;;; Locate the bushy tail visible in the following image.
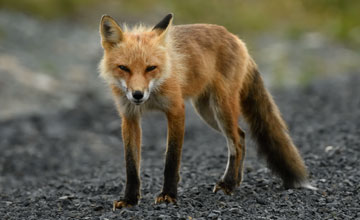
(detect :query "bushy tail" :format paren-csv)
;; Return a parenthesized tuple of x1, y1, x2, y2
(240, 61, 309, 188)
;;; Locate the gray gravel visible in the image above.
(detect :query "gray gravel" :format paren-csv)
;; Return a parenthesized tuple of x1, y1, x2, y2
(1, 74, 360, 219)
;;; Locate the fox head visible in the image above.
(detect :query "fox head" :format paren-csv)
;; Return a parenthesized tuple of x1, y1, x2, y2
(99, 14, 173, 105)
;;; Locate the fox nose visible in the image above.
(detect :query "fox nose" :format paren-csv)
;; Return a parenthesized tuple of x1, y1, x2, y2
(132, 90, 144, 100)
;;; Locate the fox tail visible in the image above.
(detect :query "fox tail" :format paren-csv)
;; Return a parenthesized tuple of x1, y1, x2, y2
(240, 60, 315, 189)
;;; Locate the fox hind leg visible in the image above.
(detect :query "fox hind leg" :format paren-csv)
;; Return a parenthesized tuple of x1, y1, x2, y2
(236, 127, 246, 186)
(212, 94, 245, 195)
(194, 90, 246, 195)
(192, 92, 221, 132)
(193, 93, 246, 188)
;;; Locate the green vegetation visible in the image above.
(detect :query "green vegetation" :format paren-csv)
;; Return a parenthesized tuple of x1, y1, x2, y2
(0, 0, 98, 19)
(1, 0, 359, 47)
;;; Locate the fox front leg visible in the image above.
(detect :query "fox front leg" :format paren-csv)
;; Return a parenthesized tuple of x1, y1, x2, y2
(113, 116, 141, 210)
(155, 102, 185, 204)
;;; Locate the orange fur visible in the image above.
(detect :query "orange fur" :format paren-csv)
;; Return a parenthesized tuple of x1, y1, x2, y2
(99, 14, 312, 208)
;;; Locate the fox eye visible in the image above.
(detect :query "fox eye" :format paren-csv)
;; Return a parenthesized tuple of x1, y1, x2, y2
(145, 66, 157, 72)
(118, 65, 130, 72)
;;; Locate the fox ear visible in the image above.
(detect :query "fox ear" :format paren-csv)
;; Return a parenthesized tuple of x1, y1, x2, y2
(152, 13, 173, 38)
(100, 15, 123, 48)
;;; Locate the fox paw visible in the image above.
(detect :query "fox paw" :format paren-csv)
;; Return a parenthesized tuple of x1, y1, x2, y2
(155, 192, 176, 204)
(213, 180, 236, 195)
(112, 199, 137, 211)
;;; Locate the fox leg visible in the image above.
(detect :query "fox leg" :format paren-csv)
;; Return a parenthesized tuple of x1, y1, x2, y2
(236, 127, 246, 186)
(113, 116, 141, 210)
(193, 92, 246, 192)
(210, 90, 246, 195)
(192, 92, 221, 132)
(155, 101, 185, 204)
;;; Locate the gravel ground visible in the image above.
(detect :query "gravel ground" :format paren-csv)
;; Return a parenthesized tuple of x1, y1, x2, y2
(1, 74, 360, 219)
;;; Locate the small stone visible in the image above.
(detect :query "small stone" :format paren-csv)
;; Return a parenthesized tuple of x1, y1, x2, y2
(256, 197, 267, 205)
(208, 212, 218, 218)
(159, 203, 167, 209)
(229, 207, 239, 213)
(325, 146, 334, 152)
(93, 205, 103, 211)
(58, 195, 75, 200)
(212, 210, 221, 214)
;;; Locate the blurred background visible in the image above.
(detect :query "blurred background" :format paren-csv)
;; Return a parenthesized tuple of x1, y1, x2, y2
(0, 0, 359, 119)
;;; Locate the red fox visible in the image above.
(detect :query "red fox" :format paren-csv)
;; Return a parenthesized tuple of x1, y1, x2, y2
(99, 13, 316, 210)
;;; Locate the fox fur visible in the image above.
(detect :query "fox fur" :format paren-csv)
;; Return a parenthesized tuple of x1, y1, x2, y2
(98, 13, 315, 209)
